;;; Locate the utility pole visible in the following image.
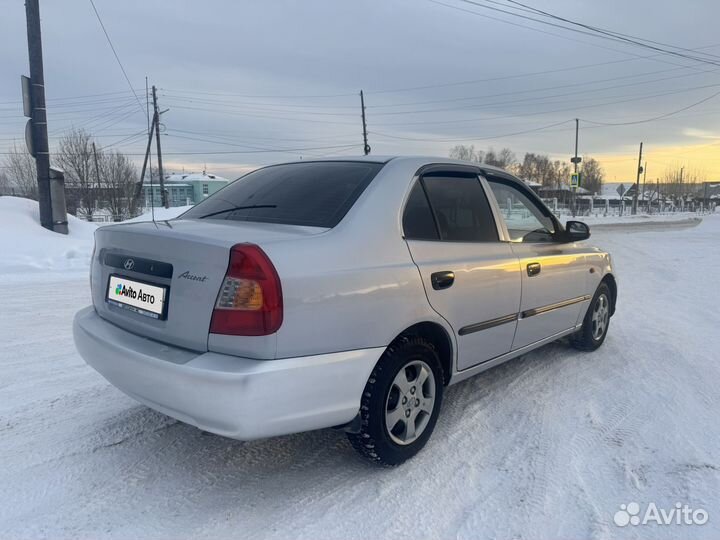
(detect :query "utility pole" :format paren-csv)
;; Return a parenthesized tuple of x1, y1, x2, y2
(360, 90, 370, 155)
(151, 85, 168, 208)
(92, 142, 101, 220)
(679, 166, 684, 202)
(641, 161, 647, 213)
(25, 0, 67, 233)
(134, 115, 156, 204)
(632, 142, 643, 215)
(570, 118, 581, 217)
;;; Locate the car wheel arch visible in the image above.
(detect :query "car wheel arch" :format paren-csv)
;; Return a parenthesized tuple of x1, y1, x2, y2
(600, 273, 617, 315)
(388, 321, 454, 385)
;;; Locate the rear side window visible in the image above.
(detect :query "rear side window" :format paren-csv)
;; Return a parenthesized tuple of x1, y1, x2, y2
(403, 181, 439, 240)
(422, 173, 498, 242)
(181, 161, 383, 228)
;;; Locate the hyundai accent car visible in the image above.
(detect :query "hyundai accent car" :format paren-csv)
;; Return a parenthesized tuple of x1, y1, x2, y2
(73, 156, 616, 466)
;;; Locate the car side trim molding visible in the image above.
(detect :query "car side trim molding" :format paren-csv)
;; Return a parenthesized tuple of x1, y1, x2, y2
(458, 313, 518, 336)
(521, 295, 591, 319)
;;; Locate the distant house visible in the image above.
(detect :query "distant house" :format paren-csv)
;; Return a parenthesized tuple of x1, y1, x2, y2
(520, 178, 542, 194)
(537, 184, 591, 201)
(598, 182, 636, 201)
(141, 172, 229, 208)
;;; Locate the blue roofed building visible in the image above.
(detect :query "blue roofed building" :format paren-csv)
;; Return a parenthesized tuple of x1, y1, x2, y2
(142, 171, 230, 208)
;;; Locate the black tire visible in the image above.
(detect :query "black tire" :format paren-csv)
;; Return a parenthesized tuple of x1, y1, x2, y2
(347, 336, 444, 466)
(571, 282, 612, 351)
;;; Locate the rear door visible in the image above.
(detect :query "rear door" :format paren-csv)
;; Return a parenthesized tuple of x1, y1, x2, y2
(403, 167, 521, 371)
(484, 174, 589, 350)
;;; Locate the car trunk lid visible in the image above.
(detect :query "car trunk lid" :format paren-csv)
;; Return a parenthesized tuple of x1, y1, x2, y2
(91, 218, 325, 352)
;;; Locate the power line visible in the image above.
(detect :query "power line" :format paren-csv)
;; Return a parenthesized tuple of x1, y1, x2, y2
(366, 71, 720, 117)
(372, 81, 720, 127)
(452, 0, 720, 67)
(88, 0, 145, 115)
(0, 143, 364, 156)
(368, 64, 720, 109)
(370, 119, 574, 142)
(503, 0, 720, 62)
(164, 133, 358, 154)
(159, 90, 357, 109)
(427, 0, 709, 72)
(160, 95, 358, 117)
(165, 104, 358, 126)
(157, 87, 356, 100)
(580, 88, 720, 126)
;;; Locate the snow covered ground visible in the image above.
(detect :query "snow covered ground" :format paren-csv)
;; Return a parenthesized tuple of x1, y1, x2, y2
(1, 198, 719, 539)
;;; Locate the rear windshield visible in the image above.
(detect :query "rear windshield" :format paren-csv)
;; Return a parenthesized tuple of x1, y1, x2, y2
(180, 161, 384, 228)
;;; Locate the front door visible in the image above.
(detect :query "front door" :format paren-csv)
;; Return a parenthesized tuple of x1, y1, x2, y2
(485, 175, 588, 350)
(403, 169, 522, 371)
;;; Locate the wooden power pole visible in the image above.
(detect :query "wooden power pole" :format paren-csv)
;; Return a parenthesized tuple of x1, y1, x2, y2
(151, 85, 168, 208)
(632, 142, 643, 215)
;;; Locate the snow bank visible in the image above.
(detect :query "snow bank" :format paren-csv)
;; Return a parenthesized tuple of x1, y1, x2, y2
(0, 196, 97, 279)
(561, 211, 711, 227)
(0, 199, 194, 280)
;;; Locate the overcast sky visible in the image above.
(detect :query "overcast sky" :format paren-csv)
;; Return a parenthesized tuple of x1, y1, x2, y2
(3, 0, 720, 181)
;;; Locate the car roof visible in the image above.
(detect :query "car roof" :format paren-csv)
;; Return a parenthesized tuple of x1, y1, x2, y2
(272, 155, 513, 176)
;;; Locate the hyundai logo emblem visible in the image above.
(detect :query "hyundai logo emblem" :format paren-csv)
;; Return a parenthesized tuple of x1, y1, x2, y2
(123, 258, 135, 271)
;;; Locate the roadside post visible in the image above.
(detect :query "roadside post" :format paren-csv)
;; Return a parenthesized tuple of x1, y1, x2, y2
(570, 171, 581, 216)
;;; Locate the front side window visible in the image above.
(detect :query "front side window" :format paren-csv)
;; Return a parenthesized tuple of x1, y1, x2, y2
(421, 173, 498, 242)
(486, 177, 556, 242)
(181, 161, 383, 228)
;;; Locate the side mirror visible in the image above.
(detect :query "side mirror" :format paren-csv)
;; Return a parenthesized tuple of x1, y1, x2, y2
(564, 220, 590, 242)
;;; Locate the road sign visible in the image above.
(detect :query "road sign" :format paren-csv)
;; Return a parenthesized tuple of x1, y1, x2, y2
(570, 156, 582, 164)
(571, 172, 581, 188)
(616, 183, 625, 196)
(21, 75, 32, 118)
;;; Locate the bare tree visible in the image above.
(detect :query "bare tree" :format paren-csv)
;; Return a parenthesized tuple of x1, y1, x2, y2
(57, 128, 96, 219)
(661, 165, 706, 201)
(448, 144, 484, 163)
(484, 147, 517, 169)
(2, 142, 38, 199)
(518, 153, 555, 186)
(100, 150, 138, 220)
(581, 157, 604, 194)
(0, 171, 10, 195)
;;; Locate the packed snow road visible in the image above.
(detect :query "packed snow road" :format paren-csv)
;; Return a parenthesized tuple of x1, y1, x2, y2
(1, 216, 719, 539)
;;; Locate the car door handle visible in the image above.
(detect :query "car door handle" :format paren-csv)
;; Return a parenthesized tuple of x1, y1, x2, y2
(527, 262, 541, 277)
(431, 271, 455, 290)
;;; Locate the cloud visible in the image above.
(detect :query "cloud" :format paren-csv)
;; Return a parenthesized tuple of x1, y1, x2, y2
(2, 0, 720, 179)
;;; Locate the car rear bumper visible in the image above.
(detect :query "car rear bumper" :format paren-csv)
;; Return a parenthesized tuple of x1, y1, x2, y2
(73, 306, 383, 440)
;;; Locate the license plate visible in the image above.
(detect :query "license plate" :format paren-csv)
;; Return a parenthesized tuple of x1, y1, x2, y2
(106, 274, 168, 319)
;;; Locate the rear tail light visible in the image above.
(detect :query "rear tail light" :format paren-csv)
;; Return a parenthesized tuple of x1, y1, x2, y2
(210, 244, 283, 336)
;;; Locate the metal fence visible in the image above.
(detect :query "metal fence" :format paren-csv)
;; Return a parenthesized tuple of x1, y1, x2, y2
(543, 199, 718, 218)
